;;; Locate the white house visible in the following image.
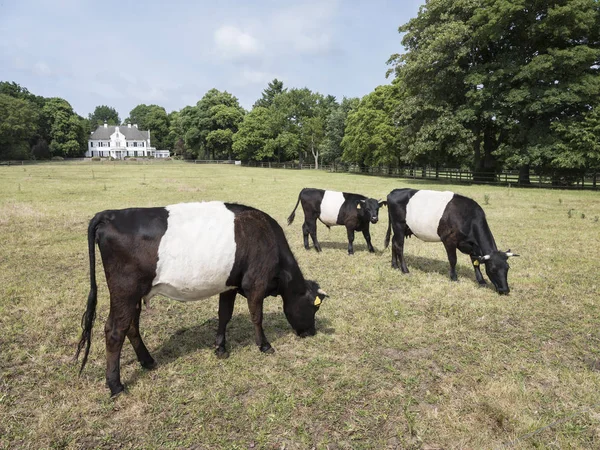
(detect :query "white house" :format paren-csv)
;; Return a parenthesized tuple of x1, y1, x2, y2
(86, 123, 170, 159)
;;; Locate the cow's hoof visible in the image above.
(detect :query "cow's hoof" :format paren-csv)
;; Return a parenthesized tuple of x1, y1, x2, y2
(109, 384, 125, 399)
(215, 347, 230, 359)
(369, 249, 375, 253)
(260, 344, 275, 354)
(141, 359, 157, 370)
(478, 280, 487, 286)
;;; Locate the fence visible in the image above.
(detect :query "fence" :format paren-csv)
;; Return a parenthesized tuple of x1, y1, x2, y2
(2, 158, 597, 189)
(238, 161, 598, 190)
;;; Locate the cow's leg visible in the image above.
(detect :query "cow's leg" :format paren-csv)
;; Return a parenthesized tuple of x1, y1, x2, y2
(246, 294, 274, 354)
(362, 224, 375, 253)
(392, 233, 409, 273)
(302, 222, 310, 250)
(470, 256, 487, 285)
(443, 241, 459, 281)
(346, 227, 356, 255)
(215, 289, 237, 359)
(105, 299, 136, 397)
(308, 218, 322, 252)
(126, 300, 156, 370)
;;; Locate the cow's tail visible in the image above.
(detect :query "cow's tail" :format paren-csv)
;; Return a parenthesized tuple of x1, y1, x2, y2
(384, 207, 392, 249)
(74, 213, 102, 375)
(287, 190, 303, 225)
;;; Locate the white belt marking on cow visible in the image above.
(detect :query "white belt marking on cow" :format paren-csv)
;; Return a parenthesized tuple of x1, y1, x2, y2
(406, 190, 455, 242)
(319, 190, 345, 226)
(148, 202, 237, 302)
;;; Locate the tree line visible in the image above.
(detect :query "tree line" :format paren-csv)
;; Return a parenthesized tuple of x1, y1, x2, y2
(1, 0, 598, 183)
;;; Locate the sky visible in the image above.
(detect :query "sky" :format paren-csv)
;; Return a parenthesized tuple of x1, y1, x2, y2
(0, 0, 424, 120)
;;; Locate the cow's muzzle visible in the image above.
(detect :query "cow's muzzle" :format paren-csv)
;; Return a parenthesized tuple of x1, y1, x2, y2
(371, 217, 378, 224)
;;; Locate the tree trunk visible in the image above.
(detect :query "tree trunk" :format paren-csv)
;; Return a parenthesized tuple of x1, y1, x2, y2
(518, 165, 531, 185)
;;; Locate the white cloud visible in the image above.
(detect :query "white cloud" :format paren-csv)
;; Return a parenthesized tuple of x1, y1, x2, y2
(214, 25, 260, 60)
(33, 61, 52, 76)
(237, 68, 276, 86)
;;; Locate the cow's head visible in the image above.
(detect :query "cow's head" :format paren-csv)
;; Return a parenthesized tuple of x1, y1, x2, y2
(477, 250, 519, 295)
(357, 198, 387, 224)
(283, 280, 328, 337)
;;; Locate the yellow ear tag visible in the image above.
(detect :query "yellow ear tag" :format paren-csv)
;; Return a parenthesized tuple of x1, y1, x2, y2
(357, 203, 361, 209)
(314, 297, 322, 306)
(473, 260, 480, 267)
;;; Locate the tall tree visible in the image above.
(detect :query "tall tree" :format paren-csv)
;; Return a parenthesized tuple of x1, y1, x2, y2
(387, 0, 600, 182)
(342, 84, 404, 169)
(43, 98, 86, 157)
(0, 94, 40, 159)
(88, 105, 120, 127)
(125, 104, 170, 149)
(322, 97, 359, 165)
(253, 79, 286, 108)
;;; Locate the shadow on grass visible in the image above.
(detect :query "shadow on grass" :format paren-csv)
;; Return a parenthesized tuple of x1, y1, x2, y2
(392, 254, 498, 293)
(123, 311, 333, 390)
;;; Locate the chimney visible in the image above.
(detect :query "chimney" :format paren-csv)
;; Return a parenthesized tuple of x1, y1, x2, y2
(103, 122, 108, 128)
(128, 123, 132, 128)
(133, 124, 138, 128)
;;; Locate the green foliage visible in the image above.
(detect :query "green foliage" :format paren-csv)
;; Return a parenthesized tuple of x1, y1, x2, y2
(342, 85, 402, 167)
(385, 0, 600, 180)
(253, 78, 286, 109)
(43, 98, 86, 157)
(88, 105, 120, 127)
(0, 94, 40, 159)
(125, 104, 170, 150)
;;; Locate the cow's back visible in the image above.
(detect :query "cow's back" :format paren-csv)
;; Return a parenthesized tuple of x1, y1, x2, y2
(318, 190, 345, 226)
(150, 202, 237, 301)
(405, 190, 455, 242)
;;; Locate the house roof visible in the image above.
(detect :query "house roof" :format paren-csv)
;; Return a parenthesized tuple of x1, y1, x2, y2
(89, 125, 149, 140)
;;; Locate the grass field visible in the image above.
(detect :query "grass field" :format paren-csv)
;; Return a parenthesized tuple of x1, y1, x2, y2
(1, 162, 599, 449)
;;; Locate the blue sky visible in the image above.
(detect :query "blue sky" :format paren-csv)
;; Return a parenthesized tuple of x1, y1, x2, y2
(0, 0, 423, 119)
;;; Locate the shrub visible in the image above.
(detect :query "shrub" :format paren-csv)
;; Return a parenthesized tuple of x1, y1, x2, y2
(91, 157, 101, 161)
(164, 157, 172, 161)
(51, 156, 64, 161)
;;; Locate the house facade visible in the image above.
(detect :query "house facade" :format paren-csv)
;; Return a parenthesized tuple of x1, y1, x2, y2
(86, 123, 170, 159)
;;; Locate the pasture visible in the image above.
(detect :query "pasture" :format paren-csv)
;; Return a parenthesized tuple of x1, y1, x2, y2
(1, 162, 599, 449)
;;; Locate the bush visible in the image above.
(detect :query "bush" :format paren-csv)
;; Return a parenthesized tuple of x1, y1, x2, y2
(164, 157, 172, 161)
(91, 157, 101, 161)
(51, 156, 64, 161)
(128, 158, 137, 161)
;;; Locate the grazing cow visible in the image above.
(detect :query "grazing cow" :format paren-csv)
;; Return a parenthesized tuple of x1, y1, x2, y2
(75, 201, 327, 397)
(384, 189, 518, 294)
(287, 188, 386, 255)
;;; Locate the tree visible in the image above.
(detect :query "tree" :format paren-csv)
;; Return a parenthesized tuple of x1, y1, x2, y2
(387, 0, 600, 182)
(0, 94, 40, 159)
(181, 90, 245, 159)
(125, 104, 170, 149)
(342, 85, 404, 169)
(322, 97, 359, 165)
(253, 79, 286, 109)
(43, 98, 86, 157)
(88, 105, 120, 127)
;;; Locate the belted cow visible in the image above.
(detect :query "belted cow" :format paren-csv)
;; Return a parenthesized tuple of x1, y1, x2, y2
(75, 201, 327, 397)
(287, 188, 386, 255)
(384, 189, 518, 294)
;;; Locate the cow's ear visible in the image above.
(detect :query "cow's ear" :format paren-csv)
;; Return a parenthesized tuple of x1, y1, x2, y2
(379, 201, 387, 208)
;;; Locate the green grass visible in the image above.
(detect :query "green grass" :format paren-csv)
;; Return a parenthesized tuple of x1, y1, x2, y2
(1, 161, 599, 449)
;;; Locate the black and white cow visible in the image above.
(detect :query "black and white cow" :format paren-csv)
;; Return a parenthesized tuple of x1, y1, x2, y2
(75, 201, 327, 397)
(287, 188, 386, 255)
(384, 189, 518, 294)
